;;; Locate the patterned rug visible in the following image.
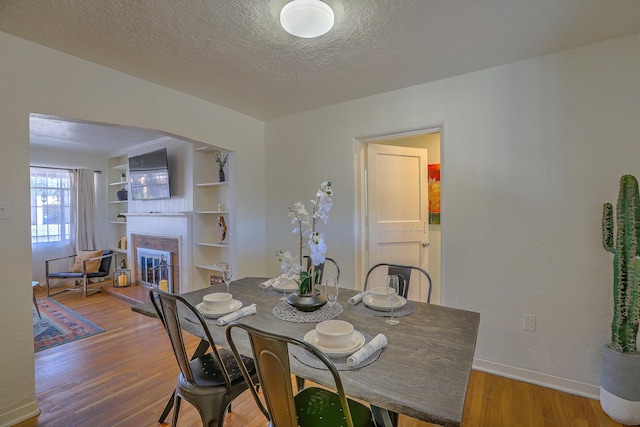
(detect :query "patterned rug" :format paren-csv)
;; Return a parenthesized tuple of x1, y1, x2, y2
(33, 298, 104, 353)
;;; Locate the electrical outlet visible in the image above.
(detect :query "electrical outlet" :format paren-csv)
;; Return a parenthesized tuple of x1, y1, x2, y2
(524, 314, 536, 331)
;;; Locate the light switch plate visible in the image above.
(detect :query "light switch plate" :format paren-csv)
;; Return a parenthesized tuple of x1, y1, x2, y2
(0, 201, 9, 219)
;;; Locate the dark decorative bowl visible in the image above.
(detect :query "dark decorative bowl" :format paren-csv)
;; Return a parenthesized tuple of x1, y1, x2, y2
(287, 290, 327, 312)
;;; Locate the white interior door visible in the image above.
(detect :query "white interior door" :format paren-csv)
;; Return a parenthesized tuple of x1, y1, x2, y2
(367, 143, 429, 301)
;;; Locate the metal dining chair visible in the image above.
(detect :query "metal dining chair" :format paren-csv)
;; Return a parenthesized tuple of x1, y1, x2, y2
(363, 263, 432, 303)
(226, 322, 376, 427)
(150, 288, 258, 427)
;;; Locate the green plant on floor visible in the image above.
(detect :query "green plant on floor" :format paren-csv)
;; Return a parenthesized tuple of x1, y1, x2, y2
(602, 174, 640, 353)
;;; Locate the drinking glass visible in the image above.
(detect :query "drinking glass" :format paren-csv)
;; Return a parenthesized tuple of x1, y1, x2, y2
(386, 275, 400, 325)
(325, 278, 339, 307)
(280, 276, 289, 301)
(222, 263, 232, 294)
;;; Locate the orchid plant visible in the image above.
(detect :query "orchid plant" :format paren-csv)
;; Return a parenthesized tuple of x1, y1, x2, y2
(277, 181, 333, 294)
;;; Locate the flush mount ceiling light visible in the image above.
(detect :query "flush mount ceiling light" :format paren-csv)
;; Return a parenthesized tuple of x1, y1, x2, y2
(280, 0, 335, 38)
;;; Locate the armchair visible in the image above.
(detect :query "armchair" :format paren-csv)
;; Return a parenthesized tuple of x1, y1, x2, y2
(46, 250, 114, 297)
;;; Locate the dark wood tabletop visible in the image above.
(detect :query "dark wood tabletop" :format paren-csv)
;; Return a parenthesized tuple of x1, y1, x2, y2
(132, 277, 480, 427)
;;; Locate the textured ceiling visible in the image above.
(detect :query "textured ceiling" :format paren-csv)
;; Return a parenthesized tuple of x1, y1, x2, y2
(3, 0, 640, 123)
(5, 1, 640, 154)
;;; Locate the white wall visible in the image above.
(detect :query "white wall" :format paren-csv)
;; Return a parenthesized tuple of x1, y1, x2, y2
(265, 34, 640, 396)
(0, 31, 265, 426)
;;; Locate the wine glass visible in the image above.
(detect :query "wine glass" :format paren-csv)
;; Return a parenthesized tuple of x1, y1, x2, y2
(222, 263, 232, 294)
(279, 276, 289, 301)
(325, 278, 338, 307)
(386, 275, 400, 325)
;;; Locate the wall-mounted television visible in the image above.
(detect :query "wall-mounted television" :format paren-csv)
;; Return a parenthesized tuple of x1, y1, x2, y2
(128, 148, 171, 200)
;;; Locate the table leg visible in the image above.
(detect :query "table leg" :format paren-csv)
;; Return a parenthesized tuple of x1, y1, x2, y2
(158, 339, 210, 423)
(370, 405, 398, 427)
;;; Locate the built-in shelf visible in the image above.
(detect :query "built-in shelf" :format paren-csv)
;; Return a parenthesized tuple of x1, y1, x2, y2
(197, 242, 229, 248)
(110, 200, 128, 204)
(109, 247, 128, 254)
(196, 264, 225, 272)
(194, 146, 217, 153)
(195, 182, 229, 187)
(196, 210, 228, 214)
(125, 212, 191, 217)
(110, 221, 127, 225)
(109, 181, 128, 186)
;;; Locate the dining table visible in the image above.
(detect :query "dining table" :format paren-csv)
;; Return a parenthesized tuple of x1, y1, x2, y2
(132, 277, 480, 427)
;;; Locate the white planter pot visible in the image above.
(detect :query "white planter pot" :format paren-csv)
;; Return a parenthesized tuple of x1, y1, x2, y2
(600, 345, 640, 425)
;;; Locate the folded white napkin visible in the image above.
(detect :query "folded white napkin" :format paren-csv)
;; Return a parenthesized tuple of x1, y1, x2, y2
(216, 304, 257, 326)
(258, 277, 278, 289)
(348, 290, 370, 305)
(259, 274, 296, 289)
(347, 334, 387, 367)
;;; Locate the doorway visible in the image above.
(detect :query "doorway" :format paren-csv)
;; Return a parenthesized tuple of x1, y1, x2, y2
(358, 129, 442, 304)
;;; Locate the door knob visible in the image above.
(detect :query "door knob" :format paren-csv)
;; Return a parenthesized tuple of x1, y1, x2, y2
(422, 241, 429, 247)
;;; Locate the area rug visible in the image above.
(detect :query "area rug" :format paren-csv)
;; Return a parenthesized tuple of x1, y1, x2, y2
(33, 298, 104, 352)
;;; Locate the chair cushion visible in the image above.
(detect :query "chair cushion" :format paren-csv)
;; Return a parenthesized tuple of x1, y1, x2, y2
(72, 250, 103, 273)
(295, 387, 375, 427)
(190, 348, 255, 388)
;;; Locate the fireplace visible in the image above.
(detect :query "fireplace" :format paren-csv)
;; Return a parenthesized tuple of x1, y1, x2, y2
(137, 248, 173, 292)
(131, 233, 181, 293)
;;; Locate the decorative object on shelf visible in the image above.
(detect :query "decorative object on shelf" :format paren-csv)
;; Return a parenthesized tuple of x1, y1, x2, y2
(116, 214, 126, 222)
(119, 236, 127, 250)
(600, 174, 640, 425)
(116, 188, 128, 201)
(214, 151, 228, 182)
(113, 259, 131, 288)
(217, 216, 227, 241)
(120, 169, 127, 179)
(278, 181, 333, 312)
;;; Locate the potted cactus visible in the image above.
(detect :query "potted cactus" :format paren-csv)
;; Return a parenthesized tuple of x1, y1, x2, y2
(600, 174, 640, 424)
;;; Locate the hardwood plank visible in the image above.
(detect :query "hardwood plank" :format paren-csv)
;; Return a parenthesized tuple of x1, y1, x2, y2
(19, 289, 638, 427)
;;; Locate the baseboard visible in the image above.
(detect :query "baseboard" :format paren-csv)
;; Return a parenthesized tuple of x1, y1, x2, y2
(473, 358, 600, 400)
(0, 402, 40, 427)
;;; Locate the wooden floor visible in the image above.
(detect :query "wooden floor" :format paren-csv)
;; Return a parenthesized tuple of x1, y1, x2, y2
(18, 285, 635, 427)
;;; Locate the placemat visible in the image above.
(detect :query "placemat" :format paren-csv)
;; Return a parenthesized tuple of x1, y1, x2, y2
(290, 331, 380, 371)
(273, 301, 343, 323)
(350, 300, 416, 317)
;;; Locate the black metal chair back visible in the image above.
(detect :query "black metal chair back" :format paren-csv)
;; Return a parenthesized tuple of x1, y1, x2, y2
(364, 262, 432, 303)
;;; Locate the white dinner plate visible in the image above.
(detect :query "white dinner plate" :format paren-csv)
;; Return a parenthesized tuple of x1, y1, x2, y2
(272, 279, 298, 292)
(303, 330, 365, 358)
(363, 294, 407, 312)
(196, 299, 243, 318)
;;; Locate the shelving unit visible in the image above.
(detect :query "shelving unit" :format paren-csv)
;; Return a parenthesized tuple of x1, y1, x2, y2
(107, 155, 129, 263)
(192, 146, 235, 288)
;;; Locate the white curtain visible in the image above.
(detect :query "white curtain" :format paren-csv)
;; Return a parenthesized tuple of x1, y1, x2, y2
(73, 169, 99, 251)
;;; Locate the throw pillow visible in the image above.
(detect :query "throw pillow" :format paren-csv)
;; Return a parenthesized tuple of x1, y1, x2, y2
(72, 250, 104, 273)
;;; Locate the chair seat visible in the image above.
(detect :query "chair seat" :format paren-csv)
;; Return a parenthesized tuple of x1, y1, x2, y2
(295, 387, 375, 427)
(48, 272, 109, 279)
(189, 349, 255, 388)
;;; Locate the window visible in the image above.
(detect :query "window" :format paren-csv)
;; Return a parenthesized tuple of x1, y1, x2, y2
(30, 167, 72, 243)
